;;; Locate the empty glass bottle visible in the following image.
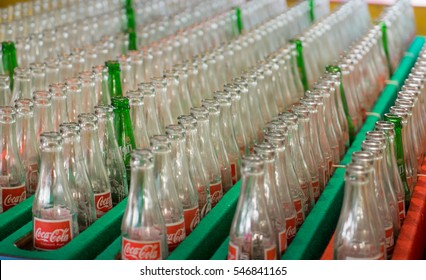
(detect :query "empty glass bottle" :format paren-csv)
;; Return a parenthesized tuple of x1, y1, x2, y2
(125, 90, 150, 149)
(60, 122, 96, 232)
(14, 99, 39, 197)
(121, 149, 168, 260)
(0, 106, 26, 212)
(65, 78, 83, 123)
(150, 135, 186, 253)
(139, 82, 162, 137)
(106, 60, 123, 98)
(228, 155, 277, 260)
(49, 83, 69, 131)
(33, 132, 79, 250)
(0, 75, 12, 106)
(78, 113, 112, 218)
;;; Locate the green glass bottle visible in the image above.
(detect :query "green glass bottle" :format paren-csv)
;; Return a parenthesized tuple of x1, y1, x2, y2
(111, 96, 136, 182)
(106, 60, 123, 98)
(383, 113, 411, 210)
(2, 41, 18, 91)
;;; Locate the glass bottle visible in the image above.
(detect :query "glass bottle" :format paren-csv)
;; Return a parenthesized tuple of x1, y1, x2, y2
(178, 115, 211, 219)
(78, 113, 113, 218)
(375, 121, 407, 222)
(165, 125, 200, 235)
(190, 107, 223, 208)
(79, 71, 96, 114)
(172, 64, 192, 115)
(202, 99, 233, 192)
(279, 112, 315, 214)
(152, 77, 174, 131)
(121, 149, 168, 260)
(14, 99, 39, 197)
(106, 60, 123, 98)
(0, 106, 26, 212)
(111, 96, 136, 183)
(65, 78, 83, 123)
(0, 75, 12, 106)
(150, 135, 186, 253)
(33, 90, 53, 144)
(49, 83, 68, 131)
(30, 62, 47, 91)
(254, 143, 290, 255)
(293, 105, 322, 202)
(33, 132, 79, 250)
(139, 82, 162, 137)
(361, 140, 396, 259)
(126, 90, 150, 149)
(228, 155, 277, 260)
(213, 91, 241, 185)
(382, 114, 411, 212)
(333, 163, 385, 260)
(11, 67, 32, 102)
(59, 123, 96, 232)
(92, 65, 110, 105)
(164, 69, 184, 121)
(264, 130, 306, 231)
(94, 105, 128, 207)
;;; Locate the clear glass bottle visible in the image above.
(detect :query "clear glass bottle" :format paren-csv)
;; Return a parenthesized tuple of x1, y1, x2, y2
(49, 83, 68, 131)
(92, 65, 110, 105)
(178, 115, 211, 218)
(60, 123, 96, 232)
(190, 107, 223, 208)
(126, 90, 150, 149)
(0, 106, 26, 212)
(333, 163, 385, 260)
(165, 125, 200, 235)
(30, 62, 47, 92)
(79, 71, 97, 114)
(78, 113, 113, 218)
(33, 90, 53, 144)
(375, 121, 407, 222)
(0, 75, 12, 106)
(228, 155, 277, 260)
(254, 143, 288, 255)
(150, 135, 186, 253)
(213, 91, 241, 185)
(139, 82, 162, 137)
(94, 105, 128, 207)
(33, 132, 79, 250)
(202, 98, 233, 192)
(65, 78, 83, 123)
(11, 67, 32, 102)
(14, 99, 39, 197)
(164, 69, 184, 122)
(264, 130, 306, 231)
(121, 149, 168, 260)
(152, 77, 174, 131)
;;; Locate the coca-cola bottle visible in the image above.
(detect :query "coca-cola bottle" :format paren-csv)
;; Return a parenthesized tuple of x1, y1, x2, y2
(139, 82, 162, 137)
(94, 105, 128, 206)
(228, 155, 277, 260)
(150, 135, 186, 252)
(49, 83, 69, 131)
(177, 115, 211, 219)
(33, 90, 53, 144)
(60, 123, 96, 232)
(121, 149, 168, 260)
(0, 106, 26, 212)
(334, 163, 385, 260)
(190, 107, 223, 208)
(33, 132, 79, 250)
(78, 113, 113, 218)
(14, 99, 40, 197)
(165, 125, 200, 235)
(125, 90, 150, 149)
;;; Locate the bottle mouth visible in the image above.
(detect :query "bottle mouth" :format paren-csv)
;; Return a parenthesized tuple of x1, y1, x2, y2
(212, 91, 231, 105)
(40, 131, 63, 150)
(150, 135, 172, 153)
(0, 106, 17, 123)
(190, 107, 209, 121)
(345, 163, 370, 182)
(111, 96, 130, 109)
(165, 125, 186, 140)
(138, 83, 155, 95)
(361, 140, 384, 157)
(177, 115, 197, 129)
(253, 143, 275, 161)
(14, 98, 34, 114)
(78, 113, 98, 130)
(131, 149, 154, 169)
(125, 90, 144, 105)
(201, 99, 220, 112)
(264, 131, 286, 148)
(94, 105, 114, 119)
(59, 122, 81, 138)
(241, 155, 264, 174)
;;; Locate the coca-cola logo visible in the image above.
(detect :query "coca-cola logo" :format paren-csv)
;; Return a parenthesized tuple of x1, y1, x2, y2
(35, 227, 71, 243)
(122, 240, 160, 260)
(287, 225, 296, 238)
(211, 191, 221, 206)
(95, 192, 112, 211)
(167, 227, 185, 245)
(3, 191, 26, 207)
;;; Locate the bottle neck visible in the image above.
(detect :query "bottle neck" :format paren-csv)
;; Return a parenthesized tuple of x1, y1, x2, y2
(16, 113, 38, 155)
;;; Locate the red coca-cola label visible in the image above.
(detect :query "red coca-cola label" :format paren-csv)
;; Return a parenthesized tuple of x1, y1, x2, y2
(121, 238, 161, 260)
(1, 184, 26, 212)
(286, 215, 297, 244)
(398, 200, 406, 222)
(264, 245, 277, 260)
(94, 191, 112, 218)
(210, 182, 223, 208)
(33, 218, 73, 250)
(227, 242, 238, 260)
(294, 199, 304, 228)
(184, 206, 200, 235)
(385, 226, 394, 256)
(312, 180, 320, 203)
(166, 219, 186, 252)
(279, 230, 287, 255)
(231, 163, 237, 185)
(26, 163, 39, 195)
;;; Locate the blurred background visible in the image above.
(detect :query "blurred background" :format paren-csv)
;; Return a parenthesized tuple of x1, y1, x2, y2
(1, 0, 425, 35)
